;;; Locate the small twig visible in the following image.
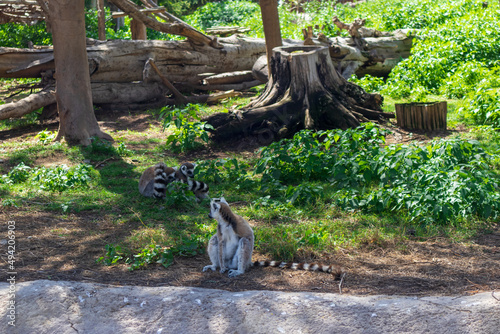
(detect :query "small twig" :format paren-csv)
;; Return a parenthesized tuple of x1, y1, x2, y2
(465, 277, 484, 289)
(492, 290, 500, 302)
(338, 272, 346, 294)
(93, 157, 116, 168)
(400, 261, 433, 266)
(146, 58, 187, 104)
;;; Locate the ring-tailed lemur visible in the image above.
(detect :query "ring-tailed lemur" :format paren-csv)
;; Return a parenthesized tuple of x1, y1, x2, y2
(203, 197, 254, 277)
(253, 260, 343, 278)
(203, 197, 343, 278)
(138, 162, 177, 199)
(175, 162, 209, 200)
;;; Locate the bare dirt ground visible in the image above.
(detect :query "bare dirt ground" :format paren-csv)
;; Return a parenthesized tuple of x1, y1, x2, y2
(1, 109, 499, 297)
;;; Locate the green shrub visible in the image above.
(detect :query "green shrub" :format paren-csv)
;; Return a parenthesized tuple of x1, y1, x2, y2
(184, 0, 260, 31)
(2, 162, 31, 184)
(458, 87, 500, 127)
(35, 129, 57, 145)
(32, 164, 95, 192)
(253, 124, 500, 223)
(159, 104, 213, 153)
(335, 138, 500, 223)
(2, 162, 95, 192)
(383, 1, 500, 98)
(195, 158, 253, 189)
(0, 22, 51, 47)
(255, 123, 388, 185)
(439, 61, 500, 99)
(349, 74, 385, 93)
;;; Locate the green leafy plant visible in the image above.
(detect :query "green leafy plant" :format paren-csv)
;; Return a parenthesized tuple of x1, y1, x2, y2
(97, 244, 124, 266)
(31, 164, 94, 192)
(439, 61, 500, 99)
(349, 74, 386, 93)
(35, 129, 56, 145)
(84, 137, 132, 157)
(99, 235, 206, 271)
(382, 1, 500, 99)
(458, 86, 500, 127)
(2, 162, 31, 184)
(253, 123, 500, 223)
(0, 21, 51, 47)
(335, 138, 500, 223)
(255, 123, 388, 185)
(184, 0, 260, 31)
(195, 158, 254, 189)
(159, 104, 213, 152)
(162, 182, 199, 207)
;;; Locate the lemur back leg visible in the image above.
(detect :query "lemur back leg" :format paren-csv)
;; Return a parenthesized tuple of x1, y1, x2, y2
(228, 237, 253, 278)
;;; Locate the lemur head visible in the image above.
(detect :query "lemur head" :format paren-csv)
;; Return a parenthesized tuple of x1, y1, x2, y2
(165, 167, 177, 182)
(180, 162, 196, 178)
(208, 197, 228, 219)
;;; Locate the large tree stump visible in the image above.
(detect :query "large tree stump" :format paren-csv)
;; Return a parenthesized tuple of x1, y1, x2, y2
(205, 45, 394, 142)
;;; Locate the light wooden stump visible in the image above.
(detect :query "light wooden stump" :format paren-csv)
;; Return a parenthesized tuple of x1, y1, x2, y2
(395, 102, 447, 131)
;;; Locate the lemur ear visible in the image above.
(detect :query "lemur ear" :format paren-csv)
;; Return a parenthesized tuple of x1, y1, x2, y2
(220, 196, 228, 204)
(172, 166, 178, 171)
(211, 202, 220, 211)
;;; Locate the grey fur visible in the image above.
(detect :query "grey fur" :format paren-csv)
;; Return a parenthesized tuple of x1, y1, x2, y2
(203, 197, 254, 277)
(138, 162, 176, 199)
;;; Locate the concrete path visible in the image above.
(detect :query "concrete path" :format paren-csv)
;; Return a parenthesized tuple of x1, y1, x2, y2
(1, 280, 499, 333)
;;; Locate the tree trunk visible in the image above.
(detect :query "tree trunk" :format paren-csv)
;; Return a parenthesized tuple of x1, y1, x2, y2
(204, 45, 393, 142)
(131, 18, 147, 40)
(259, 0, 282, 76)
(97, 0, 106, 41)
(46, 0, 112, 145)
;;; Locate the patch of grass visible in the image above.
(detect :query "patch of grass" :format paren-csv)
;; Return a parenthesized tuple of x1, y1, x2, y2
(3, 115, 497, 270)
(1, 0, 499, 271)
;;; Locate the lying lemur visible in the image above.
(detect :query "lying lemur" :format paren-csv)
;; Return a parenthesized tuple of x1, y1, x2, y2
(203, 197, 343, 278)
(138, 162, 209, 200)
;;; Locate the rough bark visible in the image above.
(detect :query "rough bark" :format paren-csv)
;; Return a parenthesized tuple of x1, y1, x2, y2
(260, 0, 283, 76)
(0, 36, 266, 86)
(0, 82, 168, 120)
(0, 31, 414, 84)
(204, 46, 393, 142)
(0, 89, 54, 120)
(41, 0, 112, 146)
(130, 18, 147, 40)
(97, 0, 106, 41)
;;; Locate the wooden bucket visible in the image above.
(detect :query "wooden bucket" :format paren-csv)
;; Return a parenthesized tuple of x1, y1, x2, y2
(395, 101, 447, 131)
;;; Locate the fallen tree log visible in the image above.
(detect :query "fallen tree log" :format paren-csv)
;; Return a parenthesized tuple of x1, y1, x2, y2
(0, 89, 54, 120)
(204, 45, 393, 142)
(0, 36, 265, 87)
(0, 30, 415, 88)
(202, 71, 254, 86)
(0, 82, 168, 120)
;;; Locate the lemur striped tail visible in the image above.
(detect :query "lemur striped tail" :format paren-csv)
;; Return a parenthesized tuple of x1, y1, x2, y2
(153, 163, 172, 199)
(254, 260, 343, 277)
(186, 179, 209, 193)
